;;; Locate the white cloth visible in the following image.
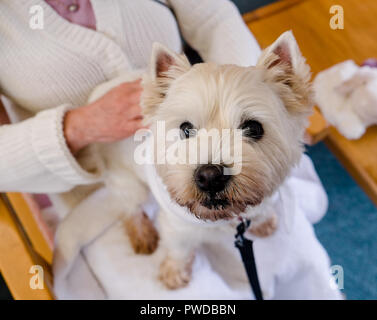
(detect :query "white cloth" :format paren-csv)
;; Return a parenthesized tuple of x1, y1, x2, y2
(53, 155, 342, 300)
(314, 60, 377, 140)
(0, 0, 261, 193)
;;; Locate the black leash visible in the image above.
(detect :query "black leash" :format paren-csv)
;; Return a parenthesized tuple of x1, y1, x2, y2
(235, 219, 264, 300)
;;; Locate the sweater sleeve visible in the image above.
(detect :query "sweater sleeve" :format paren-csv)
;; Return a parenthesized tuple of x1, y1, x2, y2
(0, 104, 101, 193)
(169, 0, 262, 66)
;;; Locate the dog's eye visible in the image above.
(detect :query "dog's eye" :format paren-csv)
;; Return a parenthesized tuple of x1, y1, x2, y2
(180, 121, 195, 139)
(240, 120, 264, 140)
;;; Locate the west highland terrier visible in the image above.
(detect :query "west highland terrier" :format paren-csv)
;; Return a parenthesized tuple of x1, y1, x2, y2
(88, 31, 313, 289)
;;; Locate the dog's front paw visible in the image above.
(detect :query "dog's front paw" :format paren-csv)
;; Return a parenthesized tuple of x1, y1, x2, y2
(249, 214, 278, 238)
(159, 256, 193, 290)
(124, 212, 159, 254)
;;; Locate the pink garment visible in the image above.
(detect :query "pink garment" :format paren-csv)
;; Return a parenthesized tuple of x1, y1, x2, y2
(45, 0, 96, 30)
(34, 194, 53, 209)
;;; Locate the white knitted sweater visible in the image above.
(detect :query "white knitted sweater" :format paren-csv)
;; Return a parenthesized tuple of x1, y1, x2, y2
(0, 0, 261, 193)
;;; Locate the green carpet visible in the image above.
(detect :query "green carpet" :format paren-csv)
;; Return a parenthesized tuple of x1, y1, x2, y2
(307, 142, 377, 300)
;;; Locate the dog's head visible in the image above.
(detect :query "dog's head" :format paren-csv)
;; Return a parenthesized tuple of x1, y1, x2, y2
(142, 31, 313, 221)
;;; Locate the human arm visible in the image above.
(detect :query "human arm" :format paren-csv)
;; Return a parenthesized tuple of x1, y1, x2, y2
(0, 80, 143, 193)
(169, 0, 261, 66)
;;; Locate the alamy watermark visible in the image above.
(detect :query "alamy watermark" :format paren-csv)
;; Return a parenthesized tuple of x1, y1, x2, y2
(330, 5, 344, 30)
(29, 5, 44, 30)
(29, 265, 44, 290)
(330, 265, 344, 290)
(133, 121, 244, 175)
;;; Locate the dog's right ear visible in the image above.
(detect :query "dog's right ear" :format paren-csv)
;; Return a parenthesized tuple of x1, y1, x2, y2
(257, 31, 313, 116)
(142, 43, 191, 123)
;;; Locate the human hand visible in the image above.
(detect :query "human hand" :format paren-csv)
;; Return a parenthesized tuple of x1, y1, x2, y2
(64, 79, 144, 154)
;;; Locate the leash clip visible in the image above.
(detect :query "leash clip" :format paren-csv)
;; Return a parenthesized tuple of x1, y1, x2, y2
(235, 218, 251, 248)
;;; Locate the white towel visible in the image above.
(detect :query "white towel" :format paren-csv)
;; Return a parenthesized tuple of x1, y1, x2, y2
(53, 155, 342, 300)
(314, 60, 377, 140)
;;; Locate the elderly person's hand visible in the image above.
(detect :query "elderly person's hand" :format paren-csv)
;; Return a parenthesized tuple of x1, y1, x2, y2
(64, 79, 144, 155)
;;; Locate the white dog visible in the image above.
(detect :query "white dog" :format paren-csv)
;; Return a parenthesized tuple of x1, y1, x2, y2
(85, 31, 339, 295)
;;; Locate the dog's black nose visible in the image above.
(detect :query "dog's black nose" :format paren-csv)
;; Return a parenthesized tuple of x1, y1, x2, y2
(195, 164, 230, 193)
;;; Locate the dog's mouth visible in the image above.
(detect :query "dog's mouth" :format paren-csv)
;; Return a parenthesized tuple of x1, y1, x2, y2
(178, 195, 261, 222)
(166, 177, 266, 221)
(201, 195, 230, 210)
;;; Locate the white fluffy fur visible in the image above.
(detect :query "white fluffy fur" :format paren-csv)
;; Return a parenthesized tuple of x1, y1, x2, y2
(87, 32, 316, 289)
(314, 60, 377, 140)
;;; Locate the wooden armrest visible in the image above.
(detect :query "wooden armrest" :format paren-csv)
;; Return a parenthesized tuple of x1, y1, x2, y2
(0, 194, 53, 299)
(6, 193, 53, 264)
(243, 0, 306, 24)
(305, 108, 330, 145)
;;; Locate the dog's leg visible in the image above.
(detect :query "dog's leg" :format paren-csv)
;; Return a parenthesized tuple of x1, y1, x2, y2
(88, 75, 159, 255)
(104, 162, 159, 255)
(159, 252, 194, 290)
(124, 211, 159, 254)
(121, 184, 159, 254)
(248, 213, 278, 238)
(96, 140, 159, 255)
(157, 210, 198, 289)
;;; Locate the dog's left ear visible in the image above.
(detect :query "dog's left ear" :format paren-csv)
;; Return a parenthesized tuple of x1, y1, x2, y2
(142, 43, 191, 122)
(257, 31, 313, 115)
